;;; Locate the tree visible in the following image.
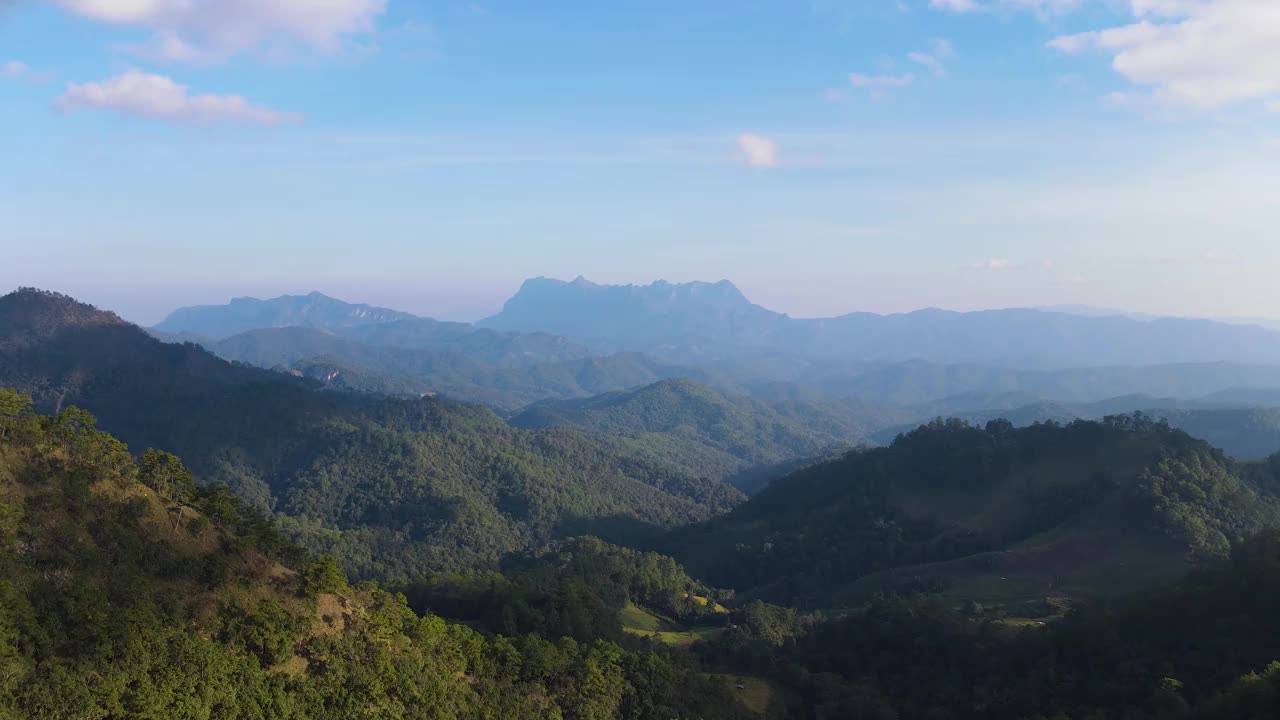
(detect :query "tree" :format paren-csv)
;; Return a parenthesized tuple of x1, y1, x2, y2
(305, 556, 348, 596)
(0, 389, 31, 438)
(139, 448, 195, 502)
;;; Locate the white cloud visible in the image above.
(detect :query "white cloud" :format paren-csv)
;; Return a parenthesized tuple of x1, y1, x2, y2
(1005, 0, 1084, 14)
(909, 52, 946, 77)
(1, 60, 27, 78)
(51, 0, 387, 62)
(1049, 0, 1280, 110)
(849, 72, 915, 89)
(55, 70, 302, 125)
(1, 60, 50, 83)
(736, 132, 779, 168)
(931, 0, 1083, 15)
(969, 258, 1015, 270)
(931, 0, 979, 12)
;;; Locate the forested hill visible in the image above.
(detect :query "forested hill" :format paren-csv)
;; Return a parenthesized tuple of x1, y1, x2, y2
(0, 395, 754, 720)
(8, 390, 1280, 718)
(871, 402, 1280, 462)
(699, 532, 1280, 718)
(0, 289, 743, 579)
(206, 324, 697, 411)
(664, 415, 1280, 608)
(511, 378, 891, 493)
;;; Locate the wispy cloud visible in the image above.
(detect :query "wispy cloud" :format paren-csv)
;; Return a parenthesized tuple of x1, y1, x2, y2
(968, 258, 1015, 270)
(930, 0, 980, 12)
(931, 0, 1082, 16)
(1049, 0, 1280, 111)
(1005, 0, 1083, 15)
(736, 132, 779, 168)
(55, 70, 303, 125)
(50, 0, 386, 63)
(847, 72, 915, 99)
(849, 72, 915, 89)
(908, 40, 954, 77)
(1, 60, 50, 84)
(908, 53, 944, 77)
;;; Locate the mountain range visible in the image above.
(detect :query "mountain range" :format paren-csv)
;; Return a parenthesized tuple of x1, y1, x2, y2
(0, 289, 747, 578)
(150, 281, 1280, 413)
(10, 285, 1280, 719)
(480, 277, 1280, 368)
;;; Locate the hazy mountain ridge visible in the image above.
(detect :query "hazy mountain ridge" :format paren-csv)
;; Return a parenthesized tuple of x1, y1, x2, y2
(154, 290, 419, 339)
(479, 277, 790, 353)
(481, 277, 1280, 368)
(145, 284, 1280, 415)
(207, 325, 705, 410)
(0, 288, 747, 578)
(510, 378, 893, 493)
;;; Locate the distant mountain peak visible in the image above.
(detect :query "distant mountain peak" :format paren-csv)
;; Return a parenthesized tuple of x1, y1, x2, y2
(155, 292, 418, 340)
(479, 276, 779, 350)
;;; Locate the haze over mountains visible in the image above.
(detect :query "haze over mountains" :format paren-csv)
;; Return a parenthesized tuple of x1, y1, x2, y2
(479, 277, 1280, 368)
(11, 284, 1280, 719)
(150, 278, 1280, 418)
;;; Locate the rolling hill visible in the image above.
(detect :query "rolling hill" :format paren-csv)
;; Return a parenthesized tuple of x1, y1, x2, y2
(0, 397, 754, 720)
(208, 325, 700, 410)
(874, 401, 1280, 461)
(0, 289, 744, 579)
(663, 415, 1280, 608)
(510, 378, 898, 493)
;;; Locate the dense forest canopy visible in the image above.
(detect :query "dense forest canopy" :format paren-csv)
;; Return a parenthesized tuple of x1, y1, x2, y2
(7, 288, 1280, 718)
(0, 391, 760, 720)
(510, 378, 883, 493)
(666, 414, 1280, 608)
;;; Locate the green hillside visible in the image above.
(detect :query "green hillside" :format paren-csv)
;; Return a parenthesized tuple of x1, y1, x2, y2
(665, 415, 1280, 608)
(700, 534, 1280, 718)
(0, 289, 742, 581)
(876, 401, 1280, 462)
(0, 391, 756, 720)
(511, 378, 888, 493)
(207, 324, 700, 410)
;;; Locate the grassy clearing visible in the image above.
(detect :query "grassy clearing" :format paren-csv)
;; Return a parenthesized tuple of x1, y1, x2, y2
(619, 603, 725, 646)
(626, 626, 724, 647)
(619, 602, 666, 632)
(705, 674, 775, 714)
(683, 593, 730, 613)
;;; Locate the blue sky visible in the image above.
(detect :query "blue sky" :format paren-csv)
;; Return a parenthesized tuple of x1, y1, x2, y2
(1, 0, 1278, 324)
